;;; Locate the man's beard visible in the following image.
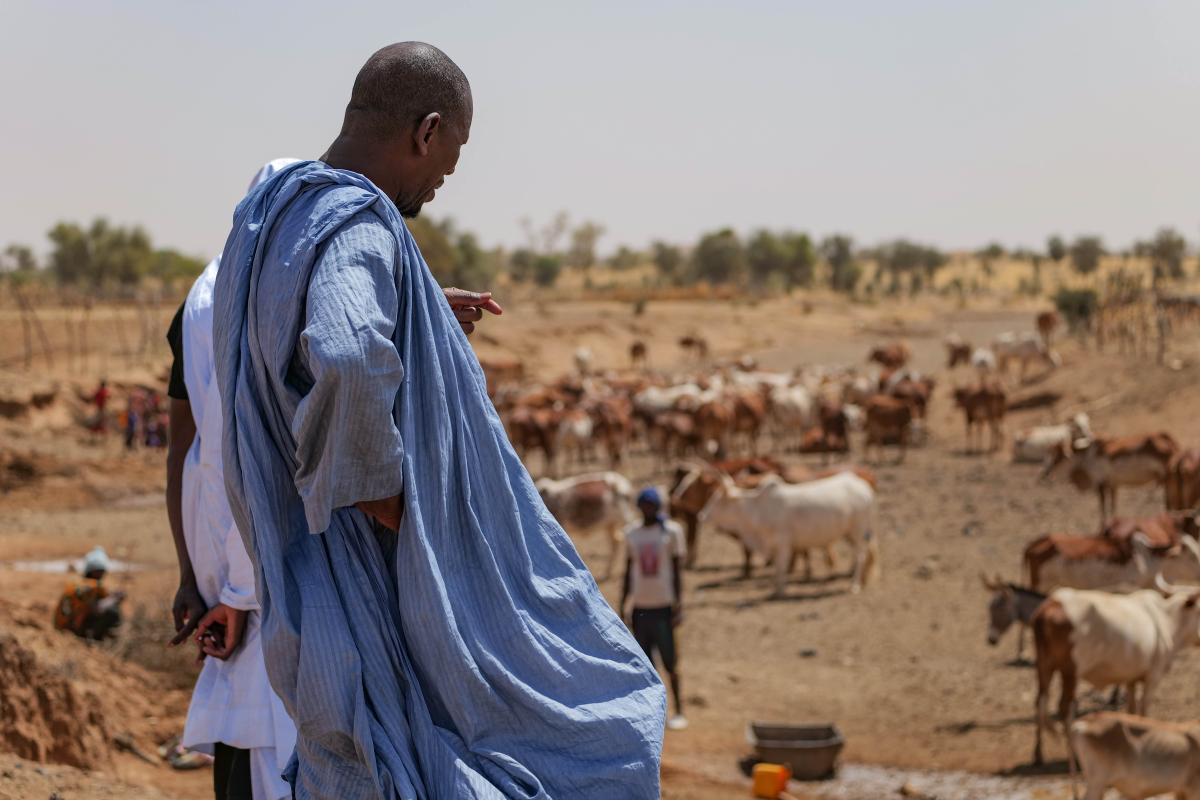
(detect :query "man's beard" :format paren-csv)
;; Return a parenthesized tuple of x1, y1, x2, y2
(395, 192, 424, 219)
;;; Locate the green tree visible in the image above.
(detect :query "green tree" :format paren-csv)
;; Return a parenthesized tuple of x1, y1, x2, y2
(820, 235, 860, 294)
(532, 254, 562, 287)
(407, 217, 457, 283)
(691, 228, 745, 285)
(1069, 235, 1105, 276)
(46, 222, 91, 284)
(47, 218, 154, 287)
(746, 230, 787, 287)
(2, 244, 38, 275)
(1054, 287, 1099, 331)
(650, 241, 684, 283)
(607, 245, 641, 271)
(148, 249, 206, 282)
(876, 239, 945, 288)
(566, 221, 605, 270)
(452, 231, 499, 289)
(1147, 227, 1187, 282)
(780, 232, 816, 289)
(508, 248, 538, 283)
(979, 242, 1006, 261)
(1047, 235, 1067, 262)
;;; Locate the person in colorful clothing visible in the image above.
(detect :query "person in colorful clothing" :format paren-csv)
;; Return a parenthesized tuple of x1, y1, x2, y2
(54, 546, 124, 641)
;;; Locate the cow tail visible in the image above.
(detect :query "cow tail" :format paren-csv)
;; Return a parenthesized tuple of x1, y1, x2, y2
(864, 529, 881, 584)
(1067, 719, 1081, 800)
(862, 504, 881, 584)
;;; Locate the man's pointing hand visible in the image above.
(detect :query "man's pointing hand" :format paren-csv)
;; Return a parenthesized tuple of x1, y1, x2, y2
(443, 287, 503, 336)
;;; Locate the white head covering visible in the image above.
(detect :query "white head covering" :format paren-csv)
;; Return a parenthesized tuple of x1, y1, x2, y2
(247, 158, 302, 193)
(83, 546, 110, 576)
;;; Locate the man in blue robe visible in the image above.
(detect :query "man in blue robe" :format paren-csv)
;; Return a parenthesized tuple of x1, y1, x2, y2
(212, 42, 665, 799)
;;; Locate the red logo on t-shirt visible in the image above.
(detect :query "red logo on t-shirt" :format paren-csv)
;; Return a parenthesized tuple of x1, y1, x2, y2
(638, 543, 660, 577)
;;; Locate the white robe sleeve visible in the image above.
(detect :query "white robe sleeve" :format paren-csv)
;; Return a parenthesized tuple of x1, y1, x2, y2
(218, 522, 259, 612)
(291, 214, 406, 535)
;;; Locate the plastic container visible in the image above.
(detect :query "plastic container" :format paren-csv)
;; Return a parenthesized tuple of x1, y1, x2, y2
(747, 722, 844, 780)
(751, 762, 791, 798)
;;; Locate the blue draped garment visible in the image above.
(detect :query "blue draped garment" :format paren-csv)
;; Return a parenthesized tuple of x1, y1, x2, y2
(212, 161, 665, 799)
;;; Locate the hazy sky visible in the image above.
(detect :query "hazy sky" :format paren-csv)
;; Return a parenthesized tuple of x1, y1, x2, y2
(2, 1, 1198, 259)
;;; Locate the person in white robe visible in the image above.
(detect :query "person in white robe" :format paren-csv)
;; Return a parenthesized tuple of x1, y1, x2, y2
(166, 159, 300, 800)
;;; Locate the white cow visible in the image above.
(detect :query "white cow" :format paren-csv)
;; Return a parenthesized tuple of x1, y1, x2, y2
(1072, 712, 1200, 800)
(701, 472, 879, 597)
(992, 331, 1060, 382)
(536, 471, 635, 580)
(971, 346, 998, 374)
(1031, 580, 1200, 765)
(573, 347, 594, 375)
(1011, 413, 1092, 464)
(768, 384, 815, 445)
(556, 407, 595, 466)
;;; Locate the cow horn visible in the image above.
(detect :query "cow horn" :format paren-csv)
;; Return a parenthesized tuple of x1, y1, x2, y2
(979, 571, 1000, 591)
(1155, 572, 1180, 597)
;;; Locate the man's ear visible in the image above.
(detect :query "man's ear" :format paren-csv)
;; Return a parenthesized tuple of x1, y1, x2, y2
(413, 112, 442, 156)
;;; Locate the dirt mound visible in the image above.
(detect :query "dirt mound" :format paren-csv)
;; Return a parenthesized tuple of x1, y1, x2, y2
(0, 632, 109, 769)
(0, 602, 193, 773)
(0, 375, 77, 432)
(0, 449, 78, 493)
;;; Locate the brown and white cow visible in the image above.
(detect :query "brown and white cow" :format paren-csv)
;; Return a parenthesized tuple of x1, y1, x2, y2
(953, 380, 1006, 454)
(797, 401, 851, 461)
(886, 372, 936, 421)
(629, 339, 647, 369)
(1011, 413, 1091, 464)
(1023, 513, 1200, 593)
(863, 394, 912, 463)
(1043, 432, 1179, 523)
(507, 404, 564, 476)
(1036, 310, 1061, 348)
(587, 395, 633, 469)
(1167, 448, 1200, 511)
(868, 341, 911, 371)
(1031, 581, 1200, 765)
(992, 331, 1060, 383)
(678, 335, 709, 362)
(536, 471, 636, 580)
(945, 334, 972, 369)
(1071, 712, 1200, 800)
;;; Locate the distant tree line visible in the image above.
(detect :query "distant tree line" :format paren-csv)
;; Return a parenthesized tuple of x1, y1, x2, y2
(3, 214, 1196, 303)
(0, 218, 206, 292)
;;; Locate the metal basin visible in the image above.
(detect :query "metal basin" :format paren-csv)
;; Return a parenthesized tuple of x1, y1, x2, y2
(748, 722, 845, 781)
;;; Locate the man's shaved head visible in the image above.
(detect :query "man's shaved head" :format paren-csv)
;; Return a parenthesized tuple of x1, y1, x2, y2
(323, 42, 472, 217)
(344, 42, 472, 139)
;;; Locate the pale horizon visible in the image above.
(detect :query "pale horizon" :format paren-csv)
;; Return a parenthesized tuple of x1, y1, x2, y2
(2, 0, 1198, 260)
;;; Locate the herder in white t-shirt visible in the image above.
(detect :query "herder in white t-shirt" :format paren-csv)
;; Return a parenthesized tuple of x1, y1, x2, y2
(621, 487, 688, 731)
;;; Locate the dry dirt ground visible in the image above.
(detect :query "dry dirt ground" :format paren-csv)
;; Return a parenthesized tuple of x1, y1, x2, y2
(1, 294, 1198, 800)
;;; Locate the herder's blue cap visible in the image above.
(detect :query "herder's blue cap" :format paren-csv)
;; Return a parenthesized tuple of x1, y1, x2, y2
(637, 487, 662, 508)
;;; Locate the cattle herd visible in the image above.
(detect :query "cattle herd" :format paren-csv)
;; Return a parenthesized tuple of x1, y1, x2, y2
(483, 311, 1200, 799)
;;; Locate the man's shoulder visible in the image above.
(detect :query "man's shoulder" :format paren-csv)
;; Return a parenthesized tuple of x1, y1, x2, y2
(264, 173, 392, 246)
